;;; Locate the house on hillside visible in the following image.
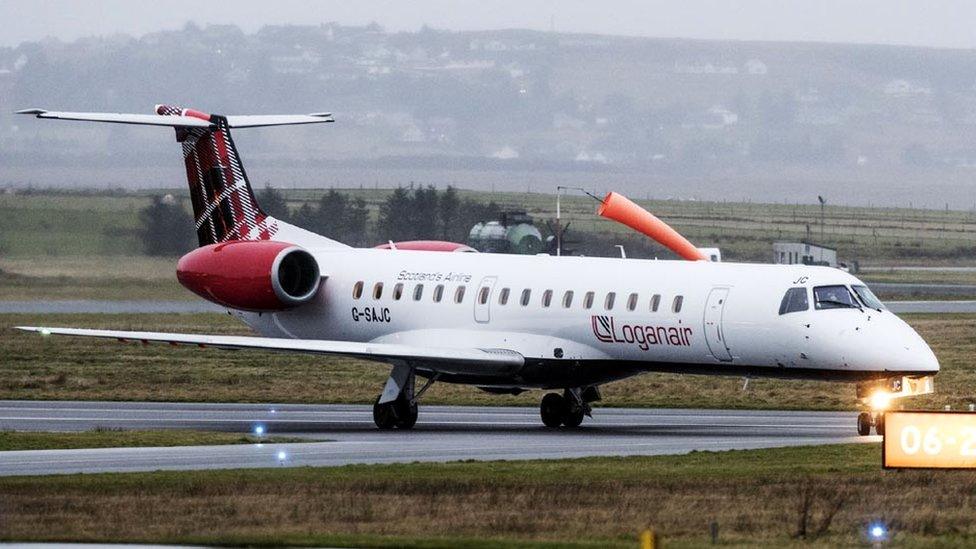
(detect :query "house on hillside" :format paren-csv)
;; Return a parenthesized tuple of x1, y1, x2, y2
(884, 79, 932, 97)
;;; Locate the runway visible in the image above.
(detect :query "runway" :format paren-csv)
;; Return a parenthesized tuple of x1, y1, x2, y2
(0, 401, 873, 476)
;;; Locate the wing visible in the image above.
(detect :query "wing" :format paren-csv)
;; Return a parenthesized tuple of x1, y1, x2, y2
(15, 327, 523, 370)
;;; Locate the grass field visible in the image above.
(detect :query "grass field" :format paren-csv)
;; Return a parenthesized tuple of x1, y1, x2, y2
(2, 443, 975, 547)
(5, 189, 976, 302)
(6, 188, 976, 265)
(1, 312, 970, 411)
(0, 429, 303, 451)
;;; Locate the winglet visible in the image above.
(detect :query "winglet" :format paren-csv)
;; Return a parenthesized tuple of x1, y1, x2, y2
(15, 109, 48, 115)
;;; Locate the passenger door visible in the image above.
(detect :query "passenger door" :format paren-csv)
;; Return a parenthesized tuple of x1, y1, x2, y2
(703, 287, 733, 362)
(474, 276, 497, 323)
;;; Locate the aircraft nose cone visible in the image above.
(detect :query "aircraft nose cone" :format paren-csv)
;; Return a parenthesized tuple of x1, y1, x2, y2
(890, 315, 939, 374)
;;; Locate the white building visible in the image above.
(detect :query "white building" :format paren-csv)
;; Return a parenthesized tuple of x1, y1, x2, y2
(773, 242, 837, 267)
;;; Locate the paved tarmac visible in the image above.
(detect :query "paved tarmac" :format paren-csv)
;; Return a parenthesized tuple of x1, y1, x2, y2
(0, 401, 873, 476)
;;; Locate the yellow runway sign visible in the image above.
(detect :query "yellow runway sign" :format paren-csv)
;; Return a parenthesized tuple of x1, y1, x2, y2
(883, 411, 976, 469)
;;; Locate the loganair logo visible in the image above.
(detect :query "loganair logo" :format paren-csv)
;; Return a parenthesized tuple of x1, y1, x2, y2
(591, 315, 693, 351)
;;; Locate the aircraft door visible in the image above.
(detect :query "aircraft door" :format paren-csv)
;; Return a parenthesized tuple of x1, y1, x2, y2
(703, 287, 733, 362)
(474, 276, 497, 323)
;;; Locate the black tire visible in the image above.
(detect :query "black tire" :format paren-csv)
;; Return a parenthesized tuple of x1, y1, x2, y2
(874, 413, 885, 437)
(373, 397, 398, 430)
(394, 398, 418, 430)
(540, 393, 566, 428)
(563, 406, 585, 428)
(857, 412, 871, 436)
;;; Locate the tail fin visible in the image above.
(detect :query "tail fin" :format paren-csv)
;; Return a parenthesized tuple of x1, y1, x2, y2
(156, 104, 272, 245)
(17, 106, 345, 249)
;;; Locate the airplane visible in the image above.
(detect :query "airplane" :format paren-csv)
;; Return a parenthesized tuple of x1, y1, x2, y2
(15, 105, 939, 435)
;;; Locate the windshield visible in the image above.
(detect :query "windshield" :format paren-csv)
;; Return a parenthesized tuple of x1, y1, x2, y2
(852, 284, 886, 310)
(813, 285, 860, 310)
(779, 287, 809, 315)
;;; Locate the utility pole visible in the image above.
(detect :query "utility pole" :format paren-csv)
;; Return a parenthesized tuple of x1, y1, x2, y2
(817, 195, 826, 242)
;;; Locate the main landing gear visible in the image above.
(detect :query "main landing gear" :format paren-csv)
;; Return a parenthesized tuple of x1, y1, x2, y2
(540, 387, 600, 428)
(372, 365, 436, 430)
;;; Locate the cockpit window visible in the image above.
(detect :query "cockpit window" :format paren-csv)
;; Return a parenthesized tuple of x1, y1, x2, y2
(778, 287, 809, 315)
(852, 284, 886, 310)
(813, 285, 859, 310)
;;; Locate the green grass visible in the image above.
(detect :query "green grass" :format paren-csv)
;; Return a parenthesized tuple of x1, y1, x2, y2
(3, 444, 976, 547)
(0, 312, 969, 411)
(6, 188, 976, 264)
(0, 429, 305, 451)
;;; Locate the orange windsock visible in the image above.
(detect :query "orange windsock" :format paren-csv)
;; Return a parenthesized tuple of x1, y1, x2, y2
(597, 192, 707, 261)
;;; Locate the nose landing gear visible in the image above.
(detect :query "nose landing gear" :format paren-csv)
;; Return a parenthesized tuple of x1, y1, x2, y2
(856, 411, 885, 436)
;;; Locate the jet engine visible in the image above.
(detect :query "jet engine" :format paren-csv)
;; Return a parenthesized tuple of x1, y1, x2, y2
(177, 241, 321, 311)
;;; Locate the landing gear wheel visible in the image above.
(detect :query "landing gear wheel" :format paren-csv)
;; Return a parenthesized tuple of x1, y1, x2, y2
(373, 397, 398, 430)
(394, 398, 418, 430)
(857, 412, 871, 436)
(562, 406, 585, 428)
(540, 393, 567, 428)
(874, 413, 885, 436)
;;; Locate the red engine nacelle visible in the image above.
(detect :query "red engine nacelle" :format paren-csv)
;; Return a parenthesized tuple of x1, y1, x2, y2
(177, 240, 321, 311)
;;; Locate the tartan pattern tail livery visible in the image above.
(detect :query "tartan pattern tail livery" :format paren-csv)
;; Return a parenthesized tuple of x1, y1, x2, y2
(17, 105, 345, 249)
(156, 105, 273, 245)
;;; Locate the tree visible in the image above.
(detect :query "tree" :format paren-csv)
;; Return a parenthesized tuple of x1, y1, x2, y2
(346, 197, 369, 246)
(257, 184, 290, 221)
(138, 195, 195, 256)
(439, 185, 461, 240)
(409, 185, 440, 240)
(377, 186, 414, 241)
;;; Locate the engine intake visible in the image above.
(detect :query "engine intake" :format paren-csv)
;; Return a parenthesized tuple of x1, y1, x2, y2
(177, 241, 321, 311)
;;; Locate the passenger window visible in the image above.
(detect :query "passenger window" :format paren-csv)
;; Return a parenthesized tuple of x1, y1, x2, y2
(455, 286, 466, 304)
(353, 281, 364, 299)
(413, 284, 424, 301)
(521, 289, 531, 306)
(583, 291, 595, 309)
(627, 293, 638, 311)
(778, 287, 809, 315)
(672, 295, 683, 313)
(393, 283, 404, 301)
(562, 291, 574, 308)
(814, 285, 859, 310)
(373, 282, 384, 300)
(542, 290, 553, 307)
(605, 292, 616, 310)
(650, 294, 661, 312)
(499, 287, 510, 305)
(479, 286, 490, 305)
(433, 284, 444, 303)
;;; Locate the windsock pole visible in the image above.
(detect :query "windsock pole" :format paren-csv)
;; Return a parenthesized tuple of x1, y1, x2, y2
(597, 192, 707, 261)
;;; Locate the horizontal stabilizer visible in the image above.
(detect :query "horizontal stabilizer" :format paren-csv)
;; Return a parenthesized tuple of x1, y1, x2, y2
(225, 113, 334, 128)
(16, 109, 334, 128)
(16, 109, 212, 128)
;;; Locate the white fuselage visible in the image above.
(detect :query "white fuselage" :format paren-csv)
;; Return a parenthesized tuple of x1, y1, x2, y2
(236, 248, 939, 389)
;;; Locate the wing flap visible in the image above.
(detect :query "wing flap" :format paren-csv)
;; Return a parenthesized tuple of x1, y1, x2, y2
(16, 327, 524, 370)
